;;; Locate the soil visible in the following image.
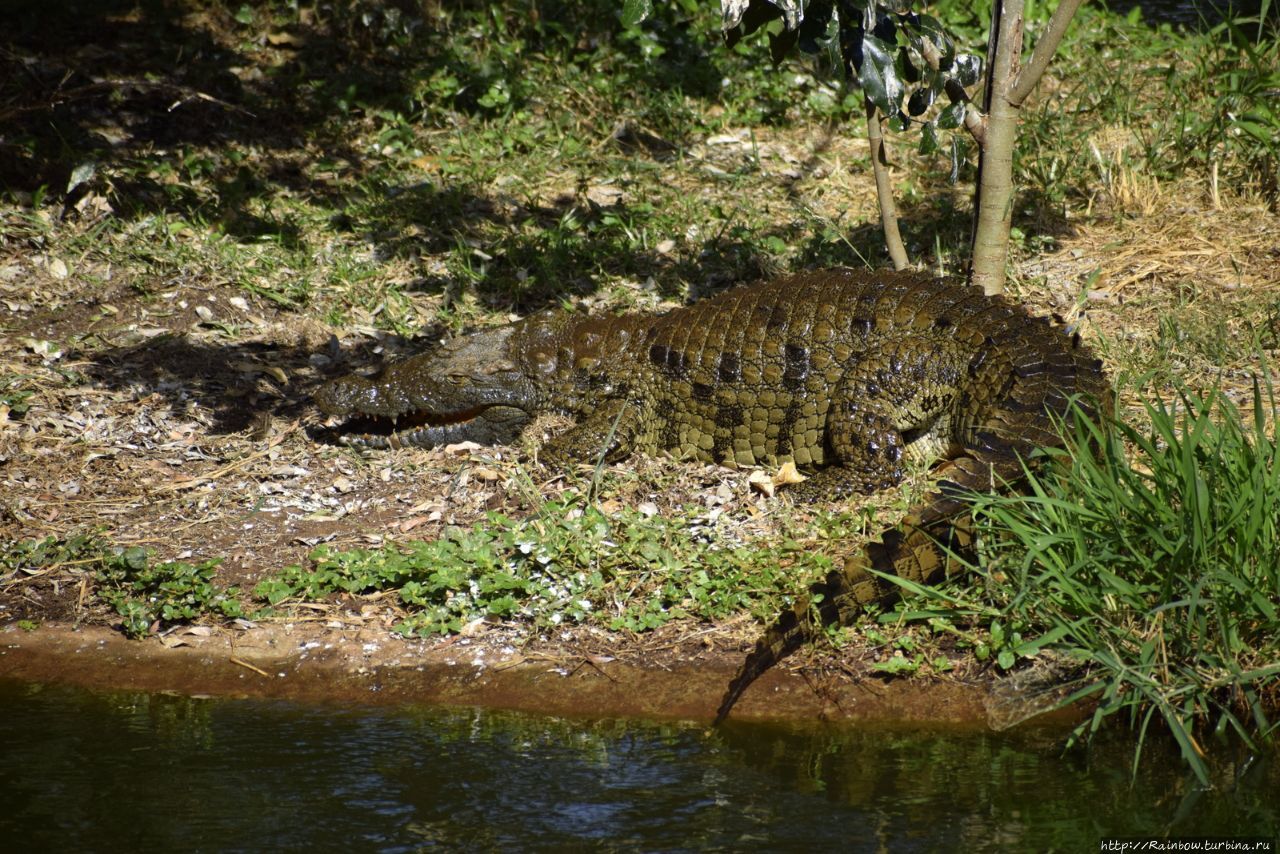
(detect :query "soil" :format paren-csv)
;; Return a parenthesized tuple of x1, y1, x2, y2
(0, 228, 1010, 723)
(3, 163, 1277, 730)
(0, 261, 1097, 728)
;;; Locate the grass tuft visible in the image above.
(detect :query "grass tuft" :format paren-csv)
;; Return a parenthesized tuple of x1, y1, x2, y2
(964, 375, 1280, 783)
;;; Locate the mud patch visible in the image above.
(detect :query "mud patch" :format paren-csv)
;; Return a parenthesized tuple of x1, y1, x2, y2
(0, 622, 1088, 729)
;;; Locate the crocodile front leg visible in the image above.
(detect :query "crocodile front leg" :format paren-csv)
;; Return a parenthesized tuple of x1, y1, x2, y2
(538, 397, 650, 469)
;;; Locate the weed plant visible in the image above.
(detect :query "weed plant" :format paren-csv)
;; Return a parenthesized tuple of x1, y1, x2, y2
(254, 501, 833, 638)
(1, 535, 247, 638)
(952, 377, 1279, 783)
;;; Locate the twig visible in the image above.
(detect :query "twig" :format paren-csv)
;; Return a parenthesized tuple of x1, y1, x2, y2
(0, 77, 256, 123)
(569, 656, 620, 682)
(1008, 0, 1088, 107)
(230, 656, 272, 677)
(158, 447, 275, 492)
(865, 99, 909, 270)
(918, 40, 988, 145)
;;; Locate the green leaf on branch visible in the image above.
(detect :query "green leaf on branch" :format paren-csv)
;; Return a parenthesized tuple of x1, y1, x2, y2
(858, 34, 904, 115)
(907, 86, 935, 116)
(937, 100, 966, 129)
(952, 53, 983, 87)
(621, 0, 652, 29)
(907, 13, 956, 69)
(800, 3, 844, 77)
(919, 120, 939, 154)
(768, 27, 800, 64)
(721, 0, 789, 47)
(900, 48, 921, 84)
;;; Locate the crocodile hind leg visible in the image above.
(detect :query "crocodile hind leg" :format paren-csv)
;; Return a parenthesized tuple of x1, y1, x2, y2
(786, 342, 965, 502)
(718, 344, 976, 721)
(715, 429, 1029, 721)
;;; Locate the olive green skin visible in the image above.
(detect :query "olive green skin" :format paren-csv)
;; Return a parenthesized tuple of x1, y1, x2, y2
(315, 268, 1110, 719)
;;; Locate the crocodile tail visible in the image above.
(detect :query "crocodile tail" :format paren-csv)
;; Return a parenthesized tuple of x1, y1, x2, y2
(714, 515, 974, 724)
(713, 584, 828, 725)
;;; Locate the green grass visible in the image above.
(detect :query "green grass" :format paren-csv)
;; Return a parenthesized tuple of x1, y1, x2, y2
(255, 498, 840, 638)
(883, 375, 1280, 783)
(1, 534, 249, 639)
(6, 0, 1274, 327)
(1018, 4, 1280, 210)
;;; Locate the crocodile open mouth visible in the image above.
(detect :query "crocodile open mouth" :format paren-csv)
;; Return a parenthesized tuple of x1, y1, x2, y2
(327, 406, 494, 449)
(325, 404, 533, 450)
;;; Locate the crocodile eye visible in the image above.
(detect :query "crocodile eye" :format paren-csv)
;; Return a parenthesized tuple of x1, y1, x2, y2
(447, 375, 470, 387)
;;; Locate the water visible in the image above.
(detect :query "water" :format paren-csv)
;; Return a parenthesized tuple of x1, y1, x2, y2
(0, 679, 1275, 851)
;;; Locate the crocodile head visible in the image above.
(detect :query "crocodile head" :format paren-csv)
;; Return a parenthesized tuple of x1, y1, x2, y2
(315, 324, 540, 449)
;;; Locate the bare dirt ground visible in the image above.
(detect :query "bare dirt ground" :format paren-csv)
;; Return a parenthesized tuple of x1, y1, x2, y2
(0, 268, 995, 721)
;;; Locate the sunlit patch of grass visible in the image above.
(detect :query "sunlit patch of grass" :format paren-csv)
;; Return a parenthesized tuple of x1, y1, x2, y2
(254, 496, 839, 638)
(1018, 4, 1280, 211)
(890, 376, 1280, 783)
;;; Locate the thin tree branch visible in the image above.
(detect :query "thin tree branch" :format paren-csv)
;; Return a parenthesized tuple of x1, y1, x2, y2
(943, 78, 988, 145)
(1008, 0, 1087, 106)
(0, 77, 256, 123)
(865, 98, 909, 270)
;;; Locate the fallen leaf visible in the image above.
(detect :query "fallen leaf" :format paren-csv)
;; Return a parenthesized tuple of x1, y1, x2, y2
(774, 461, 808, 487)
(398, 516, 434, 533)
(66, 162, 96, 194)
(747, 469, 776, 497)
(266, 31, 304, 46)
(586, 184, 623, 207)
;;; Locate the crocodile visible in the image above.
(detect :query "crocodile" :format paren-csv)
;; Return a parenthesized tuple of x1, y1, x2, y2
(314, 268, 1109, 720)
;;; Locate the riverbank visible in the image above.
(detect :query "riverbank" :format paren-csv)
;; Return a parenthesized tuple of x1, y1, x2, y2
(1, 620, 1088, 728)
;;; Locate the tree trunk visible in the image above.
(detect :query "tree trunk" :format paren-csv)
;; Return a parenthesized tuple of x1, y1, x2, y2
(969, 0, 1085, 294)
(969, 0, 1025, 296)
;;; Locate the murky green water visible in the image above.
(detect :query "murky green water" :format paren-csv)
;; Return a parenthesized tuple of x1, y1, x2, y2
(0, 679, 1275, 851)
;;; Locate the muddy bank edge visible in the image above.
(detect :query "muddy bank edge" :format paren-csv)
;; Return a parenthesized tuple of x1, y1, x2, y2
(0, 622, 1093, 730)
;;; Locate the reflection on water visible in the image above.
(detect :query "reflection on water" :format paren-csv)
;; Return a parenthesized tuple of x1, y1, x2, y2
(0, 679, 1275, 850)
